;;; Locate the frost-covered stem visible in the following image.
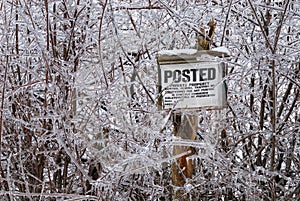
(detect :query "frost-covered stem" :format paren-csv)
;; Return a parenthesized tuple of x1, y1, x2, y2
(17, 135, 33, 201)
(268, 0, 289, 176)
(247, 0, 274, 53)
(45, 0, 49, 51)
(266, 0, 288, 186)
(270, 60, 276, 173)
(273, 0, 290, 53)
(277, 89, 299, 134)
(51, 3, 57, 57)
(15, 0, 21, 83)
(6, 155, 14, 200)
(0, 59, 7, 151)
(119, 57, 129, 97)
(277, 82, 293, 119)
(268, 0, 277, 190)
(248, 73, 255, 150)
(63, 156, 70, 191)
(136, 71, 155, 103)
(256, 80, 267, 166)
(0, 56, 9, 192)
(98, 0, 108, 88)
(220, 0, 233, 46)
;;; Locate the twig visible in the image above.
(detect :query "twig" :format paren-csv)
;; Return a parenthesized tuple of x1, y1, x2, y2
(230, 8, 259, 26)
(45, 0, 49, 51)
(119, 57, 129, 98)
(157, 0, 209, 40)
(273, 0, 290, 53)
(247, 0, 274, 53)
(98, 0, 109, 88)
(136, 72, 155, 104)
(110, 5, 162, 11)
(221, 0, 233, 46)
(0, 56, 9, 192)
(276, 89, 299, 134)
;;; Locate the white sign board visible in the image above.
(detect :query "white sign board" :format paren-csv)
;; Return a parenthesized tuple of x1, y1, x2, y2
(158, 61, 226, 110)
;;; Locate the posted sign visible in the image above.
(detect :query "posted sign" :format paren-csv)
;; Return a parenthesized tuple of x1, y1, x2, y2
(158, 60, 227, 110)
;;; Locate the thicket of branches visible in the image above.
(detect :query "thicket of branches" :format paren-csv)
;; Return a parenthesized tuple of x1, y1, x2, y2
(0, 0, 299, 200)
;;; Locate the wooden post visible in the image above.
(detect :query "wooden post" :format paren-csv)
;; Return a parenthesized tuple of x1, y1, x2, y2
(172, 113, 198, 199)
(171, 19, 217, 200)
(156, 19, 225, 200)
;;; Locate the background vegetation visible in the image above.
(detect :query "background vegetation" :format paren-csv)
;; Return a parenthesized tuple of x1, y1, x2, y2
(0, 0, 299, 200)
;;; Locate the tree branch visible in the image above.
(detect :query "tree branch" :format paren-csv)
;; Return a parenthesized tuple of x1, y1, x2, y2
(247, 0, 274, 53)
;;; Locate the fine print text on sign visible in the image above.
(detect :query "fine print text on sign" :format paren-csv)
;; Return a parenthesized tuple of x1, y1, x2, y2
(159, 62, 227, 110)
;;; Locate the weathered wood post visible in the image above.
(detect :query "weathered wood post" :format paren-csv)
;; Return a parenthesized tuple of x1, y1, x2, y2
(172, 112, 198, 191)
(157, 52, 200, 200)
(157, 19, 228, 200)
